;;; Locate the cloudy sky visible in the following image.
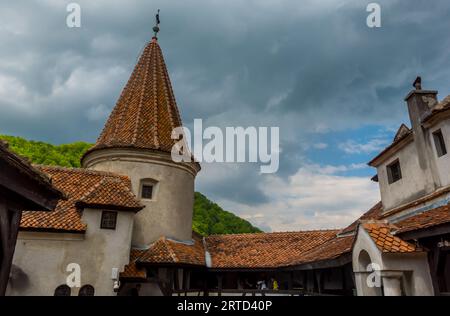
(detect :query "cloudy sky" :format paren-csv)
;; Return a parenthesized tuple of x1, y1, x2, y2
(1, 0, 450, 232)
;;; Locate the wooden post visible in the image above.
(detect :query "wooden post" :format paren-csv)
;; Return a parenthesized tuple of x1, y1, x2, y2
(217, 274, 223, 296)
(429, 247, 441, 295)
(170, 268, 175, 296)
(303, 271, 307, 293)
(319, 271, 324, 294)
(203, 270, 209, 297)
(436, 246, 448, 294)
(342, 267, 347, 291)
(288, 272, 294, 290)
(312, 270, 316, 293)
(314, 270, 322, 295)
(183, 269, 190, 296)
(0, 202, 22, 296)
(159, 268, 175, 296)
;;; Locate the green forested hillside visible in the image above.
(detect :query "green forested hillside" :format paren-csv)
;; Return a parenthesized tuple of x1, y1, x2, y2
(0, 134, 261, 236)
(193, 192, 261, 235)
(0, 135, 92, 168)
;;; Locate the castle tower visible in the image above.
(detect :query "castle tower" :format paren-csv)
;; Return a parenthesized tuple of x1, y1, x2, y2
(81, 35, 200, 247)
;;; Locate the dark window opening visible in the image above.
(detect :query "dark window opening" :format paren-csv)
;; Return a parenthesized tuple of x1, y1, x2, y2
(79, 284, 95, 296)
(141, 184, 153, 199)
(433, 129, 447, 157)
(54, 284, 71, 296)
(100, 211, 117, 230)
(387, 160, 402, 184)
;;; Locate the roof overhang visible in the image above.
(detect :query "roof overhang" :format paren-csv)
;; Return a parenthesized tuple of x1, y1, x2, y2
(404, 89, 438, 101)
(368, 132, 413, 167)
(285, 253, 352, 271)
(136, 261, 206, 269)
(422, 107, 450, 128)
(397, 222, 450, 241)
(18, 226, 86, 234)
(0, 150, 63, 210)
(75, 201, 144, 213)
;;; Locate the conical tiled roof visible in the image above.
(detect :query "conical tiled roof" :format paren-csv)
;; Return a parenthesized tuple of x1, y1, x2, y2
(86, 37, 183, 155)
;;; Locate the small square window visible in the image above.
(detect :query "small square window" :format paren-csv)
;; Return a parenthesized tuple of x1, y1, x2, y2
(100, 211, 117, 230)
(141, 184, 153, 199)
(433, 129, 447, 157)
(387, 160, 402, 184)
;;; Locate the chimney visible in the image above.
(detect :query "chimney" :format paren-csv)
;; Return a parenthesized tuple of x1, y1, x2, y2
(404, 76, 438, 125)
(404, 76, 440, 191)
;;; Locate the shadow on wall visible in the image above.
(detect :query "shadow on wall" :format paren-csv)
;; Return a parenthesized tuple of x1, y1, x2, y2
(8, 265, 30, 291)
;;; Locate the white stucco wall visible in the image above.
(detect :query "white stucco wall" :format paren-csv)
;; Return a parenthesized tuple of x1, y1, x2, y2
(377, 142, 431, 210)
(381, 253, 434, 296)
(352, 227, 384, 296)
(429, 120, 450, 187)
(386, 191, 450, 223)
(83, 149, 199, 247)
(352, 226, 434, 296)
(7, 208, 135, 296)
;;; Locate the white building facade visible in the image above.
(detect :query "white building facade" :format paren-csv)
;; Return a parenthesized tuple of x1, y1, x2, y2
(352, 78, 450, 296)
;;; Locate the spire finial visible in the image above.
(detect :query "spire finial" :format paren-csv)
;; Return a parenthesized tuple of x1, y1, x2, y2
(152, 9, 160, 38)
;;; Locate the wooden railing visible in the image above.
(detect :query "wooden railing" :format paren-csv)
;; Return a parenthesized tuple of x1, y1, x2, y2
(172, 289, 339, 296)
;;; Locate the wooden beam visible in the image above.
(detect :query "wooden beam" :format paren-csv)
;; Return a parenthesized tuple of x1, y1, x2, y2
(399, 224, 450, 240)
(436, 248, 448, 293)
(0, 202, 22, 296)
(183, 269, 188, 295)
(342, 267, 347, 290)
(0, 162, 60, 211)
(288, 253, 352, 271)
(428, 249, 441, 295)
(303, 271, 307, 291)
(0, 201, 11, 296)
(203, 270, 209, 297)
(316, 271, 322, 294)
(173, 268, 179, 292)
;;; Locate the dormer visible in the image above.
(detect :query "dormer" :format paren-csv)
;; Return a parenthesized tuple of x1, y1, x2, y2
(369, 77, 450, 212)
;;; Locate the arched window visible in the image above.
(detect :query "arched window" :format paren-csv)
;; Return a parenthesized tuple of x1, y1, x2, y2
(78, 284, 95, 296)
(54, 284, 71, 296)
(358, 250, 372, 272)
(358, 250, 383, 296)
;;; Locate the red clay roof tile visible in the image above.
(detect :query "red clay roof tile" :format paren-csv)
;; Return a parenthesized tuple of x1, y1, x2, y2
(120, 249, 147, 279)
(132, 230, 354, 270)
(138, 234, 206, 266)
(340, 202, 384, 235)
(205, 230, 339, 269)
(395, 204, 450, 234)
(20, 166, 143, 233)
(296, 234, 355, 265)
(362, 222, 420, 253)
(84, 38, 183, 157)
(76, 176, 142, 211)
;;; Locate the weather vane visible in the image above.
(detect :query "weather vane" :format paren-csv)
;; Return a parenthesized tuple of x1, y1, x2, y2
(153, 9, 160, 38)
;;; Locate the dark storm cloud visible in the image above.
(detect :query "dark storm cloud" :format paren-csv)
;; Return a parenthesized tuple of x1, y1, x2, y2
(196, 163, 270, 206)
(1, 0, 450, 209)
